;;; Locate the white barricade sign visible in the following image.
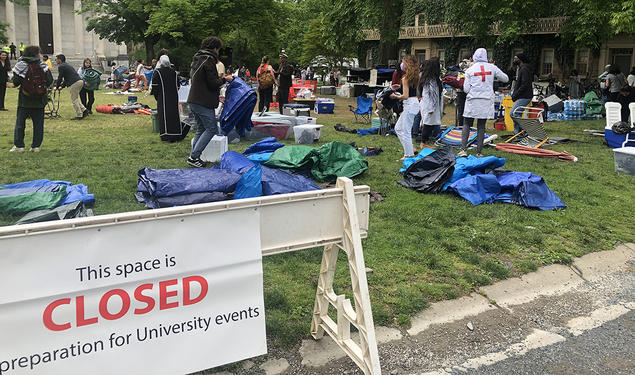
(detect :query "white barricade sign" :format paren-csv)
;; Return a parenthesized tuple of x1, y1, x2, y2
(0, 207, 266, 375)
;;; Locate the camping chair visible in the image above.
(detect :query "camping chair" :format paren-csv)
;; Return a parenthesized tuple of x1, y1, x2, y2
(505, 106, 548, 148)
(348, 96, 373, 124)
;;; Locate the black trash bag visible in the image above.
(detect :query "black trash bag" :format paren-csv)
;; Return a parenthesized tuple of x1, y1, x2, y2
(16, 201, 93, 225)
(612, 121, 633, 135)
(397, 146, 456, 193)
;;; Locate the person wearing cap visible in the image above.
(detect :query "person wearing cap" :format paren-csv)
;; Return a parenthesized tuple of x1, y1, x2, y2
(54, 54, 87, 120)
(276, 52, 293, 114)
(510, 52, 532, 134)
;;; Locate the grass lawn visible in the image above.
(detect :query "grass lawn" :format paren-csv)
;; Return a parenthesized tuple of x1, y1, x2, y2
(1, 87, 633, 349)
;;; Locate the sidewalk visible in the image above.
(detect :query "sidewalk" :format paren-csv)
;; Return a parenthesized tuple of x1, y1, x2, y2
(206, 243, 634, 374)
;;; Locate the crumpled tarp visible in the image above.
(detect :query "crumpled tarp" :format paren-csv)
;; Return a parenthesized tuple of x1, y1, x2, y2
(261, 166, 320, 195)
(220, 77, 257, 136)
(243, 137, 284, 155)
(2, 179, 95, 206)
(17, 201, 94, 225)
(448, 171, 566, 210)
(220, 151, 257, 174)
(397, 146, 456, 193)
(0, 185, 68, 215)
(446, 155, 506, 187)
(265, 142, 368, 182)
(247, 152, 274, 163)
(583, 92, 603, 116)
(400, 148, 437, 172)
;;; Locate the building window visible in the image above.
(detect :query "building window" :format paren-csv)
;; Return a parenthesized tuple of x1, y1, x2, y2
(575, 49, 589, 74)
(438, 49, 446, 66)
(486, 49, 493, 62)
(415, 49, 426, 65)
(541, 49, 554, 75)
(458, 49, 469, 63)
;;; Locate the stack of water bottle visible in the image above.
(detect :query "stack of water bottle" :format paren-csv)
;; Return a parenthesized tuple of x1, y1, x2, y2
(563, 99, 585, 121)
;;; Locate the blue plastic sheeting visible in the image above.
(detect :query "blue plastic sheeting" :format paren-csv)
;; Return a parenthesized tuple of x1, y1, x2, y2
(448, 172, 566, 210)
(400, 148, 436, 172)
(137, 167, 241, 197)
(1, 179, 95, 205)
(220, 77, 257, 136)
(0, 185, 61, 196)
(234, 164, 262, 199)
(220, 151, 255, 174)
(135, 191, 229, 209)
(243, 137, 284, 155)
(246, 152, 274, 163)
(261, 166, 320, 195)
(357, 127, 379, 135)
(445, 155, 506, 188)
(376, 68, 395, 74)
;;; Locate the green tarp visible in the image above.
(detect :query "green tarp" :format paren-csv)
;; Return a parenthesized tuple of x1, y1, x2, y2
(264, 142, 368, 182)
(583, 92, 603, 116)
(0, 185, 67, 215)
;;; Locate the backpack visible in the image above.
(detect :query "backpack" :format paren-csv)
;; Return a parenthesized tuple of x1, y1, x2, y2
(258, 65, 274, 89)
(22, 63, 47, 97)
(82, 68, 102, 91)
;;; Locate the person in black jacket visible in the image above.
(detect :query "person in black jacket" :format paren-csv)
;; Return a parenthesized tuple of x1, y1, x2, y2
(510, 53, 533, 134)
(276, 52, 293, 114)
(186, 36, 234, 168)
(0, 50, 10, 110)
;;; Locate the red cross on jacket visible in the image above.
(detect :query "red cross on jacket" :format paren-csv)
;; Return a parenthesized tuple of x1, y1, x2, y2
(474, 65, 492, 82)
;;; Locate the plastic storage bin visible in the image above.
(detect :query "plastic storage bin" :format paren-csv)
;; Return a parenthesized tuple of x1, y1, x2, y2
(294, 124, 324, 144)
(245, 123, 293, 141)
(613, 147, 635, 175)
(296, 116, 317, 125)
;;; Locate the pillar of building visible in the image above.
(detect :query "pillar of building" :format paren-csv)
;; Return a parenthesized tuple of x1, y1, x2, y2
(29, 0, 40, 47)
(74, 0, 84, 55)
(5, 0, 16, 46)
(51, 0, 63, 54)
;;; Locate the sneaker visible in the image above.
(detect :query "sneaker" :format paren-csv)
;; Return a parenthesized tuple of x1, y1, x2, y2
(30, 147, 40, 153)
(9, 146, 25, 152)
(82, 109, 89, 118)
(88, 110, 93, 115)
(457, 150, 468, 157)
(187, 157, 205, 168)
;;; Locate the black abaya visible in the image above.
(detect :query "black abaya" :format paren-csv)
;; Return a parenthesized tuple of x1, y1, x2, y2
(151, 67, 189, 142)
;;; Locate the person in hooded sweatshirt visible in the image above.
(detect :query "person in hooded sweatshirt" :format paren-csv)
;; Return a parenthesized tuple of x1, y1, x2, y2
(459, 48, 508, 157)
(186, 36, 234, 168)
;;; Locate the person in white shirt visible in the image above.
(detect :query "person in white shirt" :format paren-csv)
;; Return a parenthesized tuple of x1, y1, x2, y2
(627, 66, 635, 87)
(133, 59, 148, 90)
(459, 48, 508, 157)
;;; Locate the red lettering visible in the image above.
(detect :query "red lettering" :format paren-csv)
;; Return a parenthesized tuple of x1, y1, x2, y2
(76, 296, 98, 327)
(134, 283, 155, 315)
(183, 276, 208, 306)
(43, 298, 72, 331)
(99, 289, 131, 320)
(159, 279, 179, 310)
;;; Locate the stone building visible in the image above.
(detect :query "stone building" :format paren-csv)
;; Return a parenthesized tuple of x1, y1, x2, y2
(1, 0, 127, 68)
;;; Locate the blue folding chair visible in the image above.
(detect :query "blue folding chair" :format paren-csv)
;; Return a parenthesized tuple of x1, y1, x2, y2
(348, 96, 373, 124)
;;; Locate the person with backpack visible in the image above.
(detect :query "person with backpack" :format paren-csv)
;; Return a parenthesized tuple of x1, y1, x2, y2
(77, 58, 101, 115)
(186, 36, 234, 168)
(9, 45, 53, 152)
(55, 54, 87, 120)
(256, 56, 276, 112)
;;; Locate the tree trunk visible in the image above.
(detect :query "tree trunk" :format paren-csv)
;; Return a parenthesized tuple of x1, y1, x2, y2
(377, 0, 403, 66)
(145, 37, 155, 64)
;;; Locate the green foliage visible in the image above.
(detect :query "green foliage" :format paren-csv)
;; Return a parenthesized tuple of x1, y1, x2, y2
(610, 1, 635, 34)
(401, 0, 445, 26)
(0, 22, 7, 45)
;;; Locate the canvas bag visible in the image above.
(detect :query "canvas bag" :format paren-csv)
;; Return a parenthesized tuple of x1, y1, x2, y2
(22, 62, 47, 97)
(258, 64, 274, 89)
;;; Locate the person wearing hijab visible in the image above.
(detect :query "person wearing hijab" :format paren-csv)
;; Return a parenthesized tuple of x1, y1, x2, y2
(151, 55, 188, 142)
(459, 48, 508, 157)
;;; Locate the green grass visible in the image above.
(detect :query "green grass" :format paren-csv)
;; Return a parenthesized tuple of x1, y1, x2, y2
(1, 87, 633, 349)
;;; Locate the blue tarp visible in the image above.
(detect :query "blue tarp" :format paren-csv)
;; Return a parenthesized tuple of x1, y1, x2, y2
(400, 148, 437, 172)
(246, 152, 274, 163)
(220, 151, 256, 174)
(137, 167, 240, 197)
(376, 68, 395, 74)
(357, 127, 380, 135)
(243, 137, 284, 155)
(220, 77, 257, 136)
(445, 155, 506, 188)
(261, 166, 320, 195)
(448, 172, 566, 210)
(1, 179, 95, 206)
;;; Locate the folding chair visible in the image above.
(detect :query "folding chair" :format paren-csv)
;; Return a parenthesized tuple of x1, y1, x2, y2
(348, 96, 373, 124)
(505, 106, 548, 148)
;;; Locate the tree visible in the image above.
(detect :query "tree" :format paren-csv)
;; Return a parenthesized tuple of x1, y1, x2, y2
(81, 0, 162, 63)
(0, 22, 7, 45)
(301, 17, 357, 69)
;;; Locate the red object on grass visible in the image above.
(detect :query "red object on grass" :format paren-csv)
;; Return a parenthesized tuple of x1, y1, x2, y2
(495, 143, 577, 162)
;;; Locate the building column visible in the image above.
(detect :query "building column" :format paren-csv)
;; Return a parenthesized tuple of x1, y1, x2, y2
(51, 0, 63, 54)
(74, 0, 84, 55)
(96, 37, 105, 58)
(5, 0, 16, 46)
(29, 0, 40, 47)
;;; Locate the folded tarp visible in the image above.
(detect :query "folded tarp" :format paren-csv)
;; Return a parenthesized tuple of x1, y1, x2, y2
(243, 137, 284, 155)
(397, 146, 456, 193)
(135, 191, 230, 209)
(448, 172, 566, 210)
(265, 142, 368, 182)
(137, 167, 241, 197)
(220, 151, 257, 174)
(0, 185, 68, 215)
(261, 166, 320, 195)
(220, 77, 257, 136)
(2, 179, 95, 206)
(246, 152, 274, 163)
(17, 201, 93, 225)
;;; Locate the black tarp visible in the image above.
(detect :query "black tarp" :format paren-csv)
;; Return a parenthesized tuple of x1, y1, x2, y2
(397, 146, 456, 193)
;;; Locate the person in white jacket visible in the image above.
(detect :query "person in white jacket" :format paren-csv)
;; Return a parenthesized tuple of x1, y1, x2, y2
(418, 58, 443, 148)
(391, 55, 421, 161)
(459, 48, 508, 157)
